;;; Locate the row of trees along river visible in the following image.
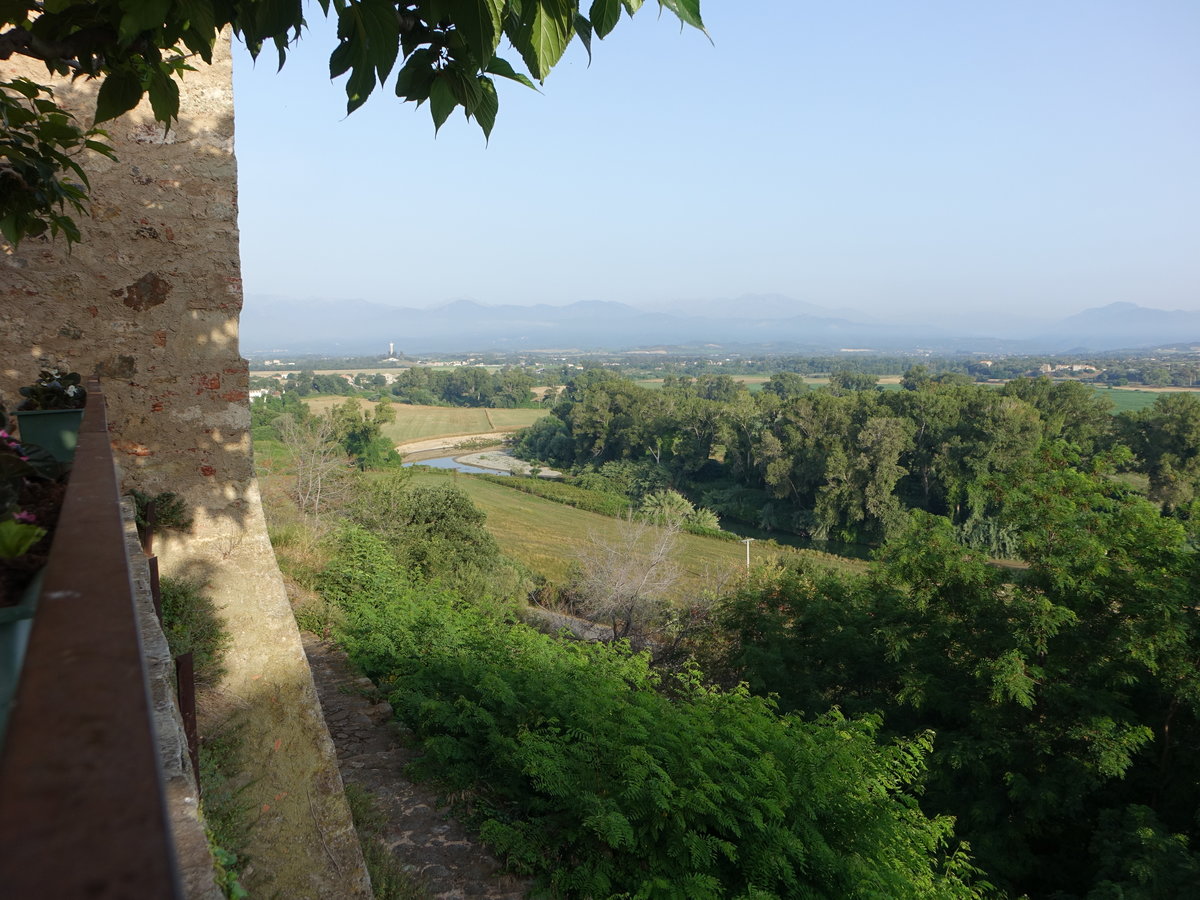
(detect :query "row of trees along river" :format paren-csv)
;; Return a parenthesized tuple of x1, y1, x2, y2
(516, 368, 1200, 554)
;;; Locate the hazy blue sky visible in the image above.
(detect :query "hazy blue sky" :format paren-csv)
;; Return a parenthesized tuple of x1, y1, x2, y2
(233, 1, 1199, 319)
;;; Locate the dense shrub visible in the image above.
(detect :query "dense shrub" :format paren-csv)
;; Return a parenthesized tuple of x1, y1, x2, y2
(347, 476, 531, 607)
(320, 527, 986, 899)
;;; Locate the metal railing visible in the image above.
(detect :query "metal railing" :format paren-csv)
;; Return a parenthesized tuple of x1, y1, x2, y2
(0, 378, 183, 898)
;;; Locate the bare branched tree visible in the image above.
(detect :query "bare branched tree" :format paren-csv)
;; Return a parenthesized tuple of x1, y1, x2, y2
(571, 514, 682, 644)
(276, 413, 353, 521)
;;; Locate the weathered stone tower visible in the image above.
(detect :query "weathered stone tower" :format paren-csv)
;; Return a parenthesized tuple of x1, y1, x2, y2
(1, 34, 370, 898)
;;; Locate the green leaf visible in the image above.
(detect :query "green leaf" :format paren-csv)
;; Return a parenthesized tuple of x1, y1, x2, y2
(147, 68, 181, 124)
(508, 0, 574, 81)
(180, 28, 215, 63)
(94, 69, 144, 124)
(446, 66, 483, 111)
(0, 520, 47, 559)
(620, 0, 643, 13)
(85, 139, 117, 159)
(590, 0, 621, 38)
(329, 41, 354, 79)
(484, 56, 537, 90)
(178, 0, 218, 39)
(574, 13, 592, 65)
(332, 0, 401, 112)
(247, 0, 303, 42)
(2, 79, 41, 99)
(657, 0, 705, 32)
(272, 33, 290, 71)
(2, 105, 35, 128)
(449, 0, 504, 64)
(358, 0, 401, 80)
(400, 18, 432, 57)
(0, 215, 19, 245)
(178, 0, 219, 61)
(429, 76, 457, 133)
(117, 0, 171, 45)
(54, 214, 82, 244)
(243, 37, 263, 62)
(473, 76, 498, 140)
(36, 118, 80, 142)
(345, 61, 377, 113)
(395, 49, 439, 101)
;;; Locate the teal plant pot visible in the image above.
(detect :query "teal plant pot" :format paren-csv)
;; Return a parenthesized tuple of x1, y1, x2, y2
(0, 568, 42, 750)
(15, 408, 84, 463)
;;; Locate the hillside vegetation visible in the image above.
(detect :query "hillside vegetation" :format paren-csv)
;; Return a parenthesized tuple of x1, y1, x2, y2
(251, 364, 1200, 898)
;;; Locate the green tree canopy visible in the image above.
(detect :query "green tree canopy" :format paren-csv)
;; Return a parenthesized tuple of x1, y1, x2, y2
(1118, 392, 1200, 510)
(717, 465, 1200, 897)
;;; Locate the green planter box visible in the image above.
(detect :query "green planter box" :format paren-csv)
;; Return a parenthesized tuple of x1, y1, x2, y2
(15, 408, 84, 463)
(0, 569, 42, 750)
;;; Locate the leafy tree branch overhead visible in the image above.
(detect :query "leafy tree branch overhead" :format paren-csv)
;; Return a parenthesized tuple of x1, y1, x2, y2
(0, 0, 705, 245)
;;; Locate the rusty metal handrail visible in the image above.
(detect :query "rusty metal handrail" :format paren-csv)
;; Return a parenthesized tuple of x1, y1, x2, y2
(0, 377, 183, 897)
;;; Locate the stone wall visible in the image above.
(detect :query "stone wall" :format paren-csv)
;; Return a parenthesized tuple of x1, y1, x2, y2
(1, 36, 370, 899)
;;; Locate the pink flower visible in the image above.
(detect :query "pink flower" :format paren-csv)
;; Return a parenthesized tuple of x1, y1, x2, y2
(14, 511, 36, 524)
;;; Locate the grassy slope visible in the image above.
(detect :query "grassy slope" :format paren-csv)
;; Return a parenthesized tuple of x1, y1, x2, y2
(302, 396, 547, 444)
(407, 469, 863, 598)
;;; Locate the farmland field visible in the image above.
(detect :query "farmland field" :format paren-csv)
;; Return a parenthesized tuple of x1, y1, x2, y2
(1091, 386, 1182, 414)
(405, 468, 864, 596)
(302, 397, 548, 444)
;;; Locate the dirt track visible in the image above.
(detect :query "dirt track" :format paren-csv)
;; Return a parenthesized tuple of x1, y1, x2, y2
(303, 634, 530, 899)
(396, 433, 512, 459)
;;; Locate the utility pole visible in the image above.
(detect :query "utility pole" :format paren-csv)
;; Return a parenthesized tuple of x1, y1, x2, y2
(740, 537, 755, 571)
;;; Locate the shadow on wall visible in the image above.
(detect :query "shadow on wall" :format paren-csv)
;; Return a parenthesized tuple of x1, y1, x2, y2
(0, 54, 250, 537)
(167, 551, 370, 899)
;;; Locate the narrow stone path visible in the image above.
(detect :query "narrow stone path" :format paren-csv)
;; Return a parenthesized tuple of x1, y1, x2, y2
(302, 633, 531, 900)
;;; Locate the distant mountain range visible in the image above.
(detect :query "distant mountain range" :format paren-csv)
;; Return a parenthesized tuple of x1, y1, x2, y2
(239, 296, 1200, 356)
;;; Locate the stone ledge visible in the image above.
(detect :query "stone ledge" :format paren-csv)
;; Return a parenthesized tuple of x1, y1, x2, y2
(123, 499, 223, 900)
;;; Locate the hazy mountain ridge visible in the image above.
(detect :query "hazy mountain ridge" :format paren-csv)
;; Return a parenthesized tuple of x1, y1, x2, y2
(240, 296, 1200, 355)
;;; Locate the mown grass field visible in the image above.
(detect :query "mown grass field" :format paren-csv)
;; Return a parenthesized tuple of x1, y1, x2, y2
(1090, 386, 1182, 414)
(302, 397, 548, 444)
(405, 468, 864, 598)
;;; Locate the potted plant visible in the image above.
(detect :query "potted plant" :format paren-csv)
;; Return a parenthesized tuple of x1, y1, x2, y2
(0, 417, 65, 747)
(14, 369, 86, 463)
(0, 516, 44, 748)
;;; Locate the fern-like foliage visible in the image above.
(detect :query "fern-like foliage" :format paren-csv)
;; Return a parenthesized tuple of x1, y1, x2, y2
(318, 527, 987, 899)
